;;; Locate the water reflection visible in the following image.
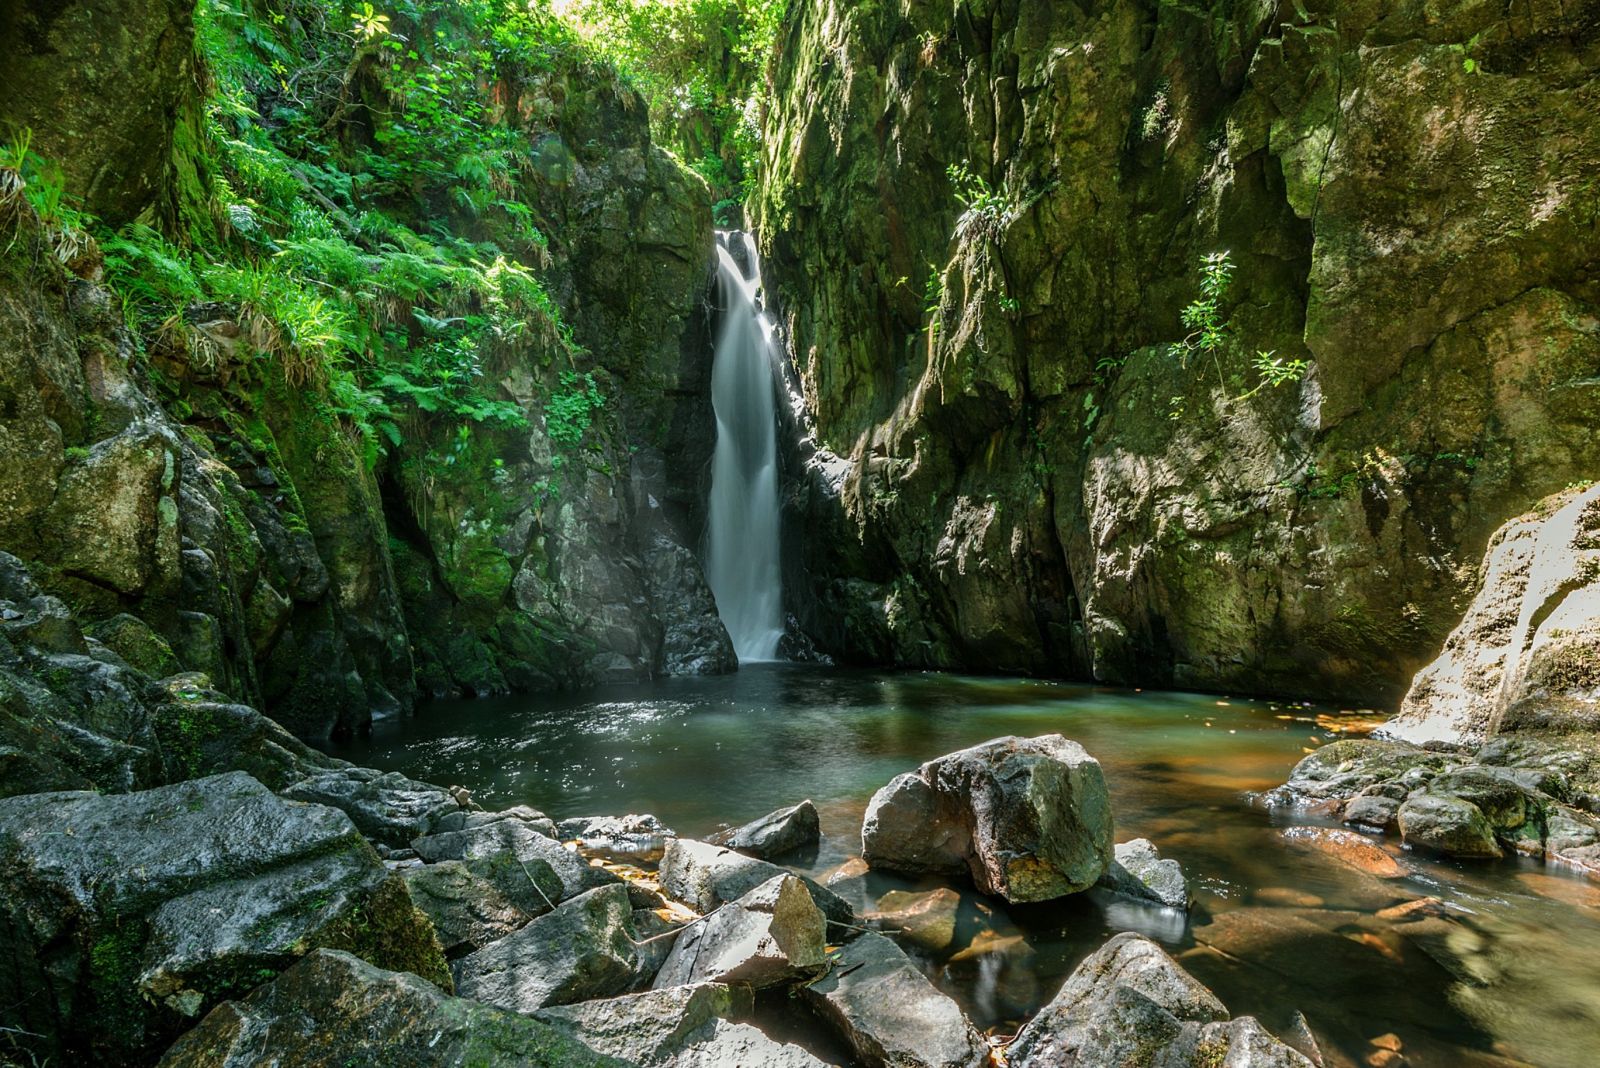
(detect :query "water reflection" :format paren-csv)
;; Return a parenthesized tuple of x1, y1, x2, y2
(329, 665, 1600, 1068)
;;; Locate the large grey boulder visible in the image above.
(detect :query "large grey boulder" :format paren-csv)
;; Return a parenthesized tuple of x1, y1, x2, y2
(653, 874, 827, 989)
(538, 982, 827, 1066)
(799, 932, 987, 1068)
(657, 837, 855, 934)
(1097, 838, 1191, 910)
(403, 860, 536, 957)
(0, 772, 447, 1067)
(708, 799, 821, 858)
(453, 883, 640, 1012)
(413, 808, 614, 903)
(862, 735, 1113, 902)
(283, 766, 460, 846)
(1006, 933, 1313, 1068)
(158, 949, 624, 1067)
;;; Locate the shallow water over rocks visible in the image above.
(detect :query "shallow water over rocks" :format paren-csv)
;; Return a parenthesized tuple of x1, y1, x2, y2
(332, 666, 1600, 1068)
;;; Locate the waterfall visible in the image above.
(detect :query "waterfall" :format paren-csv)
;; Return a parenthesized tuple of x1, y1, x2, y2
(705, 232, 785, 663)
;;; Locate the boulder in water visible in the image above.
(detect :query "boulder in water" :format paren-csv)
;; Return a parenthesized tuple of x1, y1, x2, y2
(157, 949, 621, 1067)
(1397, 793, 1504, 858)
(798, 932, 987, 1068)
(1006, 932, 1313, 1068)
(558, 812, 676, 863)
(707, 799, 821, 858)
(1097, 838, 1190, 910)
(861, 734, 1113, 902)
(652, 873, 827, 989)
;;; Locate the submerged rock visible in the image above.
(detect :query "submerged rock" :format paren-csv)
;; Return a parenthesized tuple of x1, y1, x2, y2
(1279, 827, 1406, 879)
(1006, 932, 1312, 1068)
(157, 949, 622, 1067)
(707, 799, 821, 859)
(653, 873, 827, 989)
(867, 886, 961, 951)
(861, 735, 1112, 902)
(799, 932, 987, 1068)
(453, 883, 640, 1012)
(0, 772, 447, 1067)
(1097, 838, 1190, 910)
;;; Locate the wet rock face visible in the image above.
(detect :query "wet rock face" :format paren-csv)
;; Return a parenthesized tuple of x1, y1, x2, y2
(0, 772, 446, 1067)
(1007, 932, 1312, 1068)
(1385, 484, 1600, 746)
(862, 735, 1113, 902)
(157, 949, 624, 1068)
(0, 0, 198, 226)
(756, 0, 1600, 702)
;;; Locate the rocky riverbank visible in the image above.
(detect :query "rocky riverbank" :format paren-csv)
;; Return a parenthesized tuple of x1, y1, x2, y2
(2, 550, 1320, 1065)
(1268, 485, 1600, 875)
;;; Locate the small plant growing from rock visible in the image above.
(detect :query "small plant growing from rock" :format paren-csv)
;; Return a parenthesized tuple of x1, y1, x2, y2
(1172, 250, 1310, 403)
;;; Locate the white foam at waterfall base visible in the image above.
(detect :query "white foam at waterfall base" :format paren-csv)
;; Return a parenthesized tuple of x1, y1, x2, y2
(705, 232, 785, 662)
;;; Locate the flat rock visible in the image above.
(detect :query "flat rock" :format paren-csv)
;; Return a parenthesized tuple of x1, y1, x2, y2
(868, 886, 961, 951)
(1397, 793, 1503, 858)
(558, 813, 676, 863)
(707, 799, 821, 859)
(158, 949, 623, 1067)
(657, 837, 855, 934)
(454, 883, 639, 1012)
(1097, 838, 1190, 909)
(1280, 826, 1406, 878)
(283, 766, 460, 846)
(861, 734, 1113, 902)
(414, 811, 616, 902)
(537, 982, 827, 1066)
(653, 873, 827, 989)
(799, 932, 987, 1068)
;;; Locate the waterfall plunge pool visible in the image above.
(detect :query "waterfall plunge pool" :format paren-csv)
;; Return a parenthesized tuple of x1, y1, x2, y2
(329, 665, 1600, 1068)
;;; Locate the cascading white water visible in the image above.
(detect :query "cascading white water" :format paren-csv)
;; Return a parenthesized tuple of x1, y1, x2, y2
(705, 232, 785, 662)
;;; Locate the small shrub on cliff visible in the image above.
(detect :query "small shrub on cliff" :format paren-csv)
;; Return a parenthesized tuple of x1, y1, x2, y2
(1171, 250, 1310, 403)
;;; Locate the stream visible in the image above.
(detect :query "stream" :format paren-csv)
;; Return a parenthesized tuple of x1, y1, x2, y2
(331, 665, 1600, 1068)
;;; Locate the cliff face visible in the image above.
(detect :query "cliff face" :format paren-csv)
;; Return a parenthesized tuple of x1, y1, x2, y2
(0, 0, 731, 739)
(755, 0, 1600, 702)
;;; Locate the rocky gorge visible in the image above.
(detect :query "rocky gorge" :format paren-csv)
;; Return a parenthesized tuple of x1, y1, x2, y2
(0, 0, 1597, 1065)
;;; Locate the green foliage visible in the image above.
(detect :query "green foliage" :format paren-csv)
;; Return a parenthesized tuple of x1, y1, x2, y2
(545, 371, 606, 460)
(1173, 250, 1234, 364)
(947, 162, 1008, 234)
(1171, 251, 1310, 404)
(91, 0, 632, 477)
(567, 0, 788, 208)
(0, 127, 94, 263)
